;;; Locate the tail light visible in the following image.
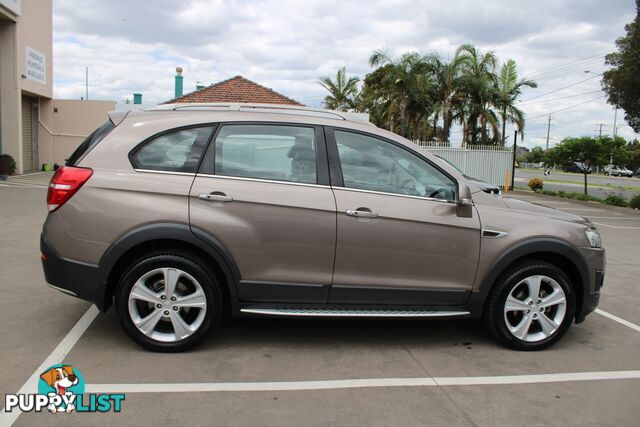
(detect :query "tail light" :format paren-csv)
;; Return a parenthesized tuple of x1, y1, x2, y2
(47, 167, 93, 212)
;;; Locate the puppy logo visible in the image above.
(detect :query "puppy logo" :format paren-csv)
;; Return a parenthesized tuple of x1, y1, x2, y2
(39, 365, 81, 413)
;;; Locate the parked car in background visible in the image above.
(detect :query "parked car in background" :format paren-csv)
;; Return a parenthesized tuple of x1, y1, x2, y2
(563, 162, 592, 174)
(604, 165, 632, 177)
(41, 103, 605, 352)
(604, 165, 622, 176)
(620, 167, 633, 177)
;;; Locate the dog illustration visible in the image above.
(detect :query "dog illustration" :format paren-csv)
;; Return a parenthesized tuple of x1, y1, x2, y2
(39, 365, 78, 413)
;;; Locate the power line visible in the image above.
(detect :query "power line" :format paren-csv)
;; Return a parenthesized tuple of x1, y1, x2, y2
(520, 74, 600, 102)
(527, 95, 606, 120)
(526, 51, 609, 77)
(519, 89, 603, 106)
(530, 60, 605, 81)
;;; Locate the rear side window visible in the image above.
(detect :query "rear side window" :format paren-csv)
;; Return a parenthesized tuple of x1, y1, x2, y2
(131, 126, 214, 173)
(208, 124, 317, 184)
(66, 120, 115, 166)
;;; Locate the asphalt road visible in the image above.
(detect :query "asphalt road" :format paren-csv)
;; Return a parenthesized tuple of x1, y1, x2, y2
(515, 169, 640, 199)
(1, 184, 639, 426)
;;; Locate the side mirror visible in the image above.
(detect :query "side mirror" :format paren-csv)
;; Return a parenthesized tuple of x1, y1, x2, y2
(457, 183, 473, 218)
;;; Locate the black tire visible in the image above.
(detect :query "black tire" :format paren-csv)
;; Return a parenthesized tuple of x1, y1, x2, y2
(484, 260, 576, 351)
(115, 251, 222, 352)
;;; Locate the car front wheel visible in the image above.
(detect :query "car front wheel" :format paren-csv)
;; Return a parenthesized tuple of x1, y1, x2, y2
(115, 252, 221, 352)
(485, 260, 576, 350)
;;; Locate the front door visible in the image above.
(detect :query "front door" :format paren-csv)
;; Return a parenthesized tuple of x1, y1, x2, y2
(327, 128, 481, 306)
(190, 123, 336, 303)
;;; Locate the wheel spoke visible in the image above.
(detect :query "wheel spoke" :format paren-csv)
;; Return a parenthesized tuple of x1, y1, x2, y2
(537, 312, 558, 336)
(539, 290, 566, 309)
(509, 313, 534, 340)
(175, 290, 206, 308)
(505, 295, 530, 312)
(130, 281, 162, 304)
(169, 311, 192, 340)
(163, 268, 180, 298)
(524, 275, 543, 299)
(135, 309, 163, 335)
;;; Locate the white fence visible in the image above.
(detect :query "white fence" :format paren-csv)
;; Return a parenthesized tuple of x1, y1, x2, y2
(414, 141, 514, 188)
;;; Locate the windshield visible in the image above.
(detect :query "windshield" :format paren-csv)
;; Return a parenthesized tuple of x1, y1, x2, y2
(433, 155, 477, 180)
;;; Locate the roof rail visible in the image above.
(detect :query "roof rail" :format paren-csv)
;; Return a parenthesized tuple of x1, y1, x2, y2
(147, 103, 373, 125)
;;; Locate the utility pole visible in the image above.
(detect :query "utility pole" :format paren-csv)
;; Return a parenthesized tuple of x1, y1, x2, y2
(545, 115, 551, 150)
(85, 67, 89, 100)
(598, 123, 603, 138)
(613, 107, 618, 137)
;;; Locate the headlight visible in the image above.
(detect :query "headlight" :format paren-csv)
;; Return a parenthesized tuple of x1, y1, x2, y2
(584, 227, 601, 248)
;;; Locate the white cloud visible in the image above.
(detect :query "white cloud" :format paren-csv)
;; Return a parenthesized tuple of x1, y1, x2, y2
(52, 0, 640, 145)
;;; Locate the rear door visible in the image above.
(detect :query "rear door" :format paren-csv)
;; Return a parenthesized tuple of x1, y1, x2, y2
(326, 128, 481, 306)
(189, 123, 336, 303)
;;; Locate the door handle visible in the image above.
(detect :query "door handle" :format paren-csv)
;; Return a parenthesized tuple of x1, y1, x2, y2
(345, 207, 378, 218)
(198, 192, 233, 203)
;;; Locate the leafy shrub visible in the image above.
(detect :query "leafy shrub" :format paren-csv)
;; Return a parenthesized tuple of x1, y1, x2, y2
(603, 194, 629, 207)
(528, 177, 544, 192)
(0, 154, 16, 176)
(557, 190, 567, 198)
(540, 189, 558, 196)
(628, 193, 640, 209)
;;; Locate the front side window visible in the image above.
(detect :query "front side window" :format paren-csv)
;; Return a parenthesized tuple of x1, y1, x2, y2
(212, 124, 316, 184)
(132, 126, 214, 173)
(334, 130, 456, 201)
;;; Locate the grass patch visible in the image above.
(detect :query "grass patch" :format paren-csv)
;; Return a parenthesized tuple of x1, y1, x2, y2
(603, 194, 629, 207)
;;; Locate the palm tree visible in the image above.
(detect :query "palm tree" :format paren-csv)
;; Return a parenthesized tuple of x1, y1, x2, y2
(368, 50, 435, 139)
(318, 67, 360, 111)
(430, 53, 466, 144)
(495, 59, 537, 144)
(456, 44, 498, 145)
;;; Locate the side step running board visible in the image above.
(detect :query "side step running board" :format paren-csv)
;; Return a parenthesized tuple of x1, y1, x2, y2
(240, 307, 470, 318)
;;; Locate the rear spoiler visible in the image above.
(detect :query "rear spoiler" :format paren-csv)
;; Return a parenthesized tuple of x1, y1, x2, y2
(107, 110, 130, 126)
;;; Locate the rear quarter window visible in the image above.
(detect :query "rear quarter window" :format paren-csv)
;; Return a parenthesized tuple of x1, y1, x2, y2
(130, 126, 214, 173)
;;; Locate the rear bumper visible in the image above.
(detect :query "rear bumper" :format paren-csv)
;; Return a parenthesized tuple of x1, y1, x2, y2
(41, 235, 108, 311)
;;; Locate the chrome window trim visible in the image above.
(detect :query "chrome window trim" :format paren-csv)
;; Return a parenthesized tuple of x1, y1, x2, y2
(332, 186, 455, 204)
(196, 173, 330, 189)
(134, 168, 196, 177)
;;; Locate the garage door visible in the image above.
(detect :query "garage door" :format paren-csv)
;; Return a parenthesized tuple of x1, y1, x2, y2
(21, 95, 34, 172)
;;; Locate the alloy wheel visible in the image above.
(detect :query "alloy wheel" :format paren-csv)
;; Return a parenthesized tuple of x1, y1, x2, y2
(503, 275, 567, 342)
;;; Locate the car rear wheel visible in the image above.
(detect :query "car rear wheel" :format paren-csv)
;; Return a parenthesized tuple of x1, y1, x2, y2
(115, 252, 221, 352)
(485, 260, 576, 350)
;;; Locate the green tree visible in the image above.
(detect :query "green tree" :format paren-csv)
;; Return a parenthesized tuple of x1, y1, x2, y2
(318, 67, 360, 111)
(431, 53, 466, 144)
(367, 50, 436, 139)
(547, 137, 607, 194)
(602, 1, 640, 132)
(524, 146, 546, 163)
(495, 59, 537, 145)
(455, 44, 499, 145)
(599, 135, 631, 166)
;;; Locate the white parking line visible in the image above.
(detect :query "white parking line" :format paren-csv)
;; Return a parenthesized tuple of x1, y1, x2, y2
(0, 306, 99, 426)
(86, 370, 640, 394)
(596, 309, 640, 333)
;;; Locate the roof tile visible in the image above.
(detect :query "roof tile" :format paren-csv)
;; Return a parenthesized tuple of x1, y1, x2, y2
(164, 75, 304, 106)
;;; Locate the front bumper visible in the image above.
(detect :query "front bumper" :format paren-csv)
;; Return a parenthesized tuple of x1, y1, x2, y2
(41, 235, 108, 310)
(575, 247, 606, 323)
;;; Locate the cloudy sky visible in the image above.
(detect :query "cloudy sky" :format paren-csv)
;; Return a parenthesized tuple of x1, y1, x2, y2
(52, 0, 639, 148)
